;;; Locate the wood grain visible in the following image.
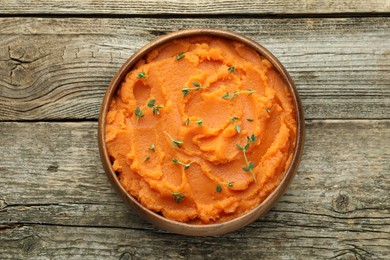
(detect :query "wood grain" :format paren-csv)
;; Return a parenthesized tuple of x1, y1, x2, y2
(1, 0, 389, 258)
(0, 120, 389, 258)
(0, 0, 389, 15)
(0, 17, 389, 121)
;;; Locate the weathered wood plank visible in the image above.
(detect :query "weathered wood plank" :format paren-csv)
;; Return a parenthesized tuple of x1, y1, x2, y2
(0, 120, 389, 258)
(0, 223, 389, 259)
(0, 17, 389, 121)
(0, 0, 389, 15)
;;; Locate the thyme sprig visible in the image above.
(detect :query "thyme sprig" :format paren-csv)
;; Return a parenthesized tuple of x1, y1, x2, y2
(163, 131, 183, 148)
(228, 66, 236, 73)
(182, 82, 205, 97)
(171, 192, 185, 203)
(222, 89, 255, 101)
(247, 134, 256, 145)
(137, 71, 146, 79)
(134, 99, 164, 125)
(176, 51, 185, 60)
(236, 134, 257, 182)
(172, 158, 193, 170)
(197, 118, 203, 127)
(230, 116, 239, 123)
(147, 99, 163, 115)
(135, 107, 144, 125)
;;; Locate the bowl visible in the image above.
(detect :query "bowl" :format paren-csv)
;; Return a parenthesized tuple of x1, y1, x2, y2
(98, 28, 305, 236)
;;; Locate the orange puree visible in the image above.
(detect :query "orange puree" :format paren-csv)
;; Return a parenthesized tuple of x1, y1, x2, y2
(105, 36, 297, 224)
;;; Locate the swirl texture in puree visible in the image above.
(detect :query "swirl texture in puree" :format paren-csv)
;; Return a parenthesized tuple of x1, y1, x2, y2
(105, 36, 297, 224)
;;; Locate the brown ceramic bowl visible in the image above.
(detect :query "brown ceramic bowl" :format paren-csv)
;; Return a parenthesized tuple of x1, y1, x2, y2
(98, 28, 305, 236)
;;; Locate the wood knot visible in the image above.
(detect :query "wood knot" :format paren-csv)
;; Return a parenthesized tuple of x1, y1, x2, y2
(47, 162, 59, 172)
(333, 246, 373, 259)
(0, 198, 7, 210)
(20, 235, 43, 254)
(334, 252, 359, 260)
(119, 252, 134, 260)
(332, 191, 355, 213)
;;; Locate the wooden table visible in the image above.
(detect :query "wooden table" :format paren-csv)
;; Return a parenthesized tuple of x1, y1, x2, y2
(1, 1, 389, 259)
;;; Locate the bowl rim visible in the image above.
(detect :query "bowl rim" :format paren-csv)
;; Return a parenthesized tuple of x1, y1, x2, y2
(98, 28, 305, 236)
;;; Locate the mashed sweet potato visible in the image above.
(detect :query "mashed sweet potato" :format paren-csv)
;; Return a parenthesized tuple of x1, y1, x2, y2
(105, 36, 297, 224)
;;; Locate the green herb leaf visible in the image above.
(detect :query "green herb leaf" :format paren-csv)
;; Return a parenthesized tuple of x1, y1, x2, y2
(242, 166, 250, 172)
(236, 144, 244, 151)
(247, 118, 254, 122)
(245, 163, 256, 184)
(137, 71, 146, 79)
(149, 144, 155, 152)
(197, 118, 203, 127)
(135, 107, 144, 125)
(192, 82, 201, 90)
(152, 105, 163, 115)
(173, 140, 183, 148)
(246, 89, 255, 96)
(250, 134, 256, 144)
(172, 158, 192, 170)
(222, 92, 230, 99)
(227, 182, 234, 188)
(185, 118, 190, 126)
(235, 124, 241, 134)
(230, 116, 239, 123)
(216, 184, 222, 193)
(135, 107, 144, 118)
(247, 135, 256, 144)
(171, 192, 185, 203)
(164, 131, 183, 149)
(176, 51, 185, 60)
(228, 66, 236, 73)
(230, 91, 238, 101)
(182, 88, 190, 97)
(242, 161, 255, 172)
(147, 99, 156, 108)
(265, 108, 271, 113)
(144, 155, 150, 162)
